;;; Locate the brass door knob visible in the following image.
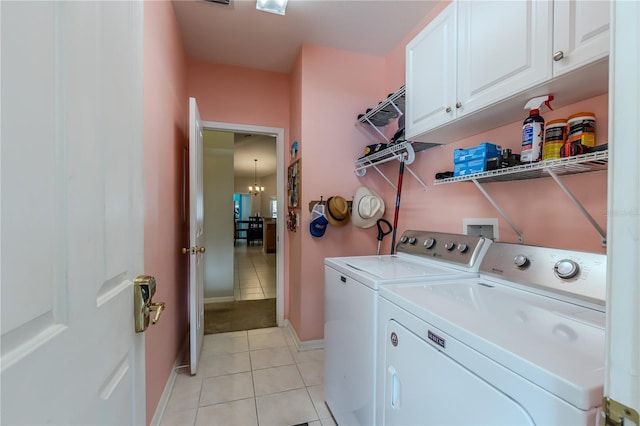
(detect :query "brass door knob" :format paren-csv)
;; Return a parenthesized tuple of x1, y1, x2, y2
(198, 247, 206, 253)
(181, 247, 190, 255)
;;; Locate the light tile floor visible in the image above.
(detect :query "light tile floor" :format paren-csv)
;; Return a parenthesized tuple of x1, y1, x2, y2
(160, 327, 334, 426)
(234, 241, 277, 301)
(161, 242, 332, 425)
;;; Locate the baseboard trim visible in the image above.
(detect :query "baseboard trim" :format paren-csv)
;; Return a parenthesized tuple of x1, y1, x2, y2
(150, 333, 190, 426)
(284, 320, 324, 351)
(204, 296, 236, 304)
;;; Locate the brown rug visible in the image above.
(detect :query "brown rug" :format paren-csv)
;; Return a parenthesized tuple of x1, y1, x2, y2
(204, 298, 276, 334)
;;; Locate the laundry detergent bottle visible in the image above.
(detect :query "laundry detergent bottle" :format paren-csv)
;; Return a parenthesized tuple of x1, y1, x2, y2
(521, 95, 553, 163)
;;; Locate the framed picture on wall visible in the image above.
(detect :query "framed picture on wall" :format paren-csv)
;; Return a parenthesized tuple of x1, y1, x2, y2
(287, 159, 301, 208)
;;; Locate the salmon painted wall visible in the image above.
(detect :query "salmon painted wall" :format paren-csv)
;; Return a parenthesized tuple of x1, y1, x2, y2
(143, 1, 189, 423)
(288, 52, 303, 329)
(291, 45, 390, 341)
(186, 61, 290, 316)
(289, 1, 608, 342)
(187, 60, 290, 130)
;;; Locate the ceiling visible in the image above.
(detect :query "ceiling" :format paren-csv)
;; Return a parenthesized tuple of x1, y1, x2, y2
(233, 133, 277, 178)
(176, 0, 439, 177)
(172, 0, 439, 74)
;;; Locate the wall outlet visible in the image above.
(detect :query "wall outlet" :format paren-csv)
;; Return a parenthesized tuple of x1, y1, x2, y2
(463, 218, 499, 240)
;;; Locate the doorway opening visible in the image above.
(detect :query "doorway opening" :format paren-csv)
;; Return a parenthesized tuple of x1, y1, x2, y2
(200, 121, 285, 330)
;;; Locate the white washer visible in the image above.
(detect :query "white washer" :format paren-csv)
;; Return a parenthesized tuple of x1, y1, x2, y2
(324, 231, 491, 426)
(377, 242, 607, 426)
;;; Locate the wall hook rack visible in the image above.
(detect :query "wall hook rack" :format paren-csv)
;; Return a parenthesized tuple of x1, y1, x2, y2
(308, 197, 353, 213)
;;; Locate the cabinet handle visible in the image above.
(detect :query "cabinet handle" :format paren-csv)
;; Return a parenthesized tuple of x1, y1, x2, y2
(553, 51, 564, 61)
(445, 106, 452, 113)
(455, 101, 462, 109)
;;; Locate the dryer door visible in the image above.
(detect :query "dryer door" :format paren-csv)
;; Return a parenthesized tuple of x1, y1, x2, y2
(383, 319, 534, 426)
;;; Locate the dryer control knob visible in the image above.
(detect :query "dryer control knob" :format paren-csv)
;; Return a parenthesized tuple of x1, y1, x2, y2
(424, 238, 436, 249)
(408, 237, 418, 245)
(444, 241, 455, 251)
(456, 243, 468, 253)
(514, 255, 529, 267)
(554, 259, 579, 279)
(400, 236, 409, 244)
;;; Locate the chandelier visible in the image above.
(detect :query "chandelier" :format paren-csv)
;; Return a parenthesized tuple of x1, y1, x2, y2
(248, 159, 265, 196)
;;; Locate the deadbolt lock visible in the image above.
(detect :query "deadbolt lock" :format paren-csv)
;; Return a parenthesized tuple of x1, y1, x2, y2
(134, 275, 166, 333)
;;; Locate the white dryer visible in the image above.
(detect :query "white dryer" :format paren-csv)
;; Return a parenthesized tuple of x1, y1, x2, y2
(324, 231, 491, 426)
(377, 242, 607, 425)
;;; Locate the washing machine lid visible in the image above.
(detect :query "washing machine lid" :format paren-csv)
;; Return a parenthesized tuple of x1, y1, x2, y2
(324, 255, 478, 289)
(380, 279, 605, 411)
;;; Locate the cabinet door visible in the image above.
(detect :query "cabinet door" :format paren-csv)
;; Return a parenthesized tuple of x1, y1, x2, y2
(457, 0, 552, 117)
(553, 0, 610, 77)
(405, 3, 456, 141)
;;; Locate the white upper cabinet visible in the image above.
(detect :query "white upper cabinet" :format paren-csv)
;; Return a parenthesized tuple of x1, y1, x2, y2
(405, 4, 456, 137)
(406, 0, 610, 144)
(552, 0, 610, 76)
(456, 1, 552, 117)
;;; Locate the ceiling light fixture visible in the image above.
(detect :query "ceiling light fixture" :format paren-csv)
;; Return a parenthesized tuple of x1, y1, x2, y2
(249, 159, 265, 196)
(256, 0, 288, 16)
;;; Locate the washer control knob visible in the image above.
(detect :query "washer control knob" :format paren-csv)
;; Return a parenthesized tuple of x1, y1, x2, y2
(424, 238, 436, 249)
(554, 259, 579, 279)
(456, 243, 468, 253)
(514, 255, 529, 268)
(408, 237, 418, 245)
(400, 236, 409, 244)
(444, 241, 456, 251)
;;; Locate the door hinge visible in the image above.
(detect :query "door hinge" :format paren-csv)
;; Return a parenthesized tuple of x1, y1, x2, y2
(603, 397, 640, 426)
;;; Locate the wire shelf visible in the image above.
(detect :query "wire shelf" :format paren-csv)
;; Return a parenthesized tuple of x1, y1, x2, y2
(356, 85, 405, 125)
(434, 149, 608, 185)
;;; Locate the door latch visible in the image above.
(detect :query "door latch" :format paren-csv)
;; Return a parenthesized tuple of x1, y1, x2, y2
(134, 275, 166, 333)
(603, 397, 640, 426)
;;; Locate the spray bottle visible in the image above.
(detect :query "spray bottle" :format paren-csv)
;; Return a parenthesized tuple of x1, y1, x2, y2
(521, 95, 554, 163)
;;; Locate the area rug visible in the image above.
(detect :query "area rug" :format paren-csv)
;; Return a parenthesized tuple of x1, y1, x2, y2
(204, 298, 276, 334)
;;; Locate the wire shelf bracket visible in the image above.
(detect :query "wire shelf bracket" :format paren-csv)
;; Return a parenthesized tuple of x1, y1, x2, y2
(434, 150, 609, 245)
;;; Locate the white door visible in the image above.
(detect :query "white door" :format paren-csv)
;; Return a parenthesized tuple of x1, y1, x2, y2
(188, 98, 205, 375)
(1, 2, 146, 425)
(605, 0, 640, 421)
(382, 318, 534, 426)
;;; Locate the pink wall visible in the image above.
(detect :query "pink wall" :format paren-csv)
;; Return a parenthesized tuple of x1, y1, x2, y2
(142, 0, 609, 371)
(186, 60, 291, 316)
(143, 1, 189, 423)
(286, 2, 608, 342)
(288, 51, 303, 328)
(187, 60, 290, 130)
(290, 45, 390, 341)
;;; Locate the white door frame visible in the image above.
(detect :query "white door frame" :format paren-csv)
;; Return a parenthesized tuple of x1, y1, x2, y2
(201, 120, 285, 326)
(605, 0, 640, 418)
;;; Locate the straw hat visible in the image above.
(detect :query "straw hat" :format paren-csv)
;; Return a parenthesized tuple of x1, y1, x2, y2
(326, 196, 350, 227)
